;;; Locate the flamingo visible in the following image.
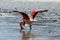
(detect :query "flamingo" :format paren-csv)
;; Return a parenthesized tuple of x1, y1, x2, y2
(13, 10, 48, 29)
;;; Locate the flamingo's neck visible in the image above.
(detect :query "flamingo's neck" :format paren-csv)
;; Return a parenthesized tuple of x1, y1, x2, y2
(29, 17, 37, 22)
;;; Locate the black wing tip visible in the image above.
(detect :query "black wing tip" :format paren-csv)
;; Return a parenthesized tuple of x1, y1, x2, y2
(13, 10, 18, 12)
(13, 10, 25, 13)
(44, 10, 48, 12)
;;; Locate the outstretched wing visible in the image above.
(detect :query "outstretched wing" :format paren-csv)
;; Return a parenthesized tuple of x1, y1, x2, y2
(29, 10, 48, 19)
(13, 10, 29, 20)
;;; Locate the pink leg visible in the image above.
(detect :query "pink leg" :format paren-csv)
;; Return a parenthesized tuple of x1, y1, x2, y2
(20, 22, 25, 29)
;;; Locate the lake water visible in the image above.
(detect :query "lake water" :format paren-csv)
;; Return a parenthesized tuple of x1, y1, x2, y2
(0, 2, 60, 40)
(0, 21, 60, 40)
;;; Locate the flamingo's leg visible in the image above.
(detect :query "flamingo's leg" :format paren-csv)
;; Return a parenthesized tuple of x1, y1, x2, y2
(29, 25, 32, 30)
(21, 27, 24, 29)
(20, 22, 25, 29)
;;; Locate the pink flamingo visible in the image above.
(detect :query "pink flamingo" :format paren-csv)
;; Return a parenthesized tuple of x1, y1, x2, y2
(13, 10, 48, 29)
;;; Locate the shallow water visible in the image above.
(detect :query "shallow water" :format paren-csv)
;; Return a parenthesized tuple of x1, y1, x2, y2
(0, 22, 60, 40)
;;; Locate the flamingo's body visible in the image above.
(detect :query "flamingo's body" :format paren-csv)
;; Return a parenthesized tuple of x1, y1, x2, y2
(13, 10, 48, 29)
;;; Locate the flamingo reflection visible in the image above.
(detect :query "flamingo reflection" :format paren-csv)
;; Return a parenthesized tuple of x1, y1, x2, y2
(20, 29, 34, 40)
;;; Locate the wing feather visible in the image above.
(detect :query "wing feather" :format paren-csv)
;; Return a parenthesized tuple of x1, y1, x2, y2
(13, 10, 29, 20)
(29, 10, 48, 19)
